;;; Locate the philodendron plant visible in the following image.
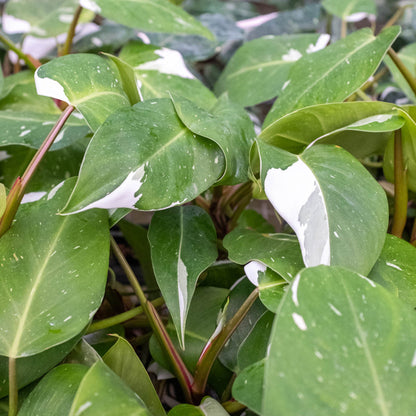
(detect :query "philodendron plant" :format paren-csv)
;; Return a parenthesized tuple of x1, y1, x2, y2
(1, 0, 416, 414)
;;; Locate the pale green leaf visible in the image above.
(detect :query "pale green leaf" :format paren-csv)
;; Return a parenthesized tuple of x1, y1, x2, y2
(171, 94, 256, 185)
(322, 0, 376, 20)
(61, 99, 224, 214)
(264, 26, 400, 126)
(369, 234, 416, 308)
(69, 361, 150, 416)
(264, 265, 416, 416)
(79, 0, 214, 39)
(168, 397, 229, 415)
(18, 364, 88, 416)
(103, 336, 166, 416)
(148, 206, 218, 347)
(119, 42, 217, 110)
(258, 142, 389, 274)
(260, 101, 403, 157)
(0, 178, 109, 357)
(215, 33, 329, 107)
(34, 54, 130, 131)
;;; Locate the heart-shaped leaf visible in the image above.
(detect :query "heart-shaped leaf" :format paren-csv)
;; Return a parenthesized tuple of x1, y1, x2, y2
(264, 26, 400, 126)
(35, 54, 130, 131)
(264, 265, 416, 416)
(148, 206, 218, 347)
(258, 141, 388, 274)
(62, 99, 224, 214)
(215, 33, 329, 107)
(79, 0, 214, 39)
(0, 178, 109, 357)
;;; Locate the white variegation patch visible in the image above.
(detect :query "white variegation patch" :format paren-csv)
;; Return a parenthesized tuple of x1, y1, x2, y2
(264, 159, 330, 267)
(306, 34, 330, 53)
(345, 12, 375, 22)
(282, 48, 302, 62)
(244, 260, 267, 286)
(21, 192, 47, 204)
(79, 0, 101, 13)
(137, 48, 195, 79)
(236, 12, 278, 30)
(35, 70, 70, 103)
(177, 257, 188, 347)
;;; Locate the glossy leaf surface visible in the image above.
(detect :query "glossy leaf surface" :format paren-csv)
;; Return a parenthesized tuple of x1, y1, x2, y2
(148, 206, 218, 347)
(62, 99, 224, 213)
(0, 178, 109, 357)
(258, 142, 388, 274)
(264, 26, 400, 126)
(264, 265, 416, 416)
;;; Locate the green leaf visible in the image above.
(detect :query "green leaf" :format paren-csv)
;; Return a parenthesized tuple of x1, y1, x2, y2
(258, 142, 388, 274)
(148, 206, 218, 347)
(322, 0, 376, 20)
(0, 333, 81, 399)
(171, 94, 256, 185)
(18, 364, 88, 416)
(4, 0, 91, 38)
(102, 53, 142, 105)
(80, 0, 214, 39)
(385, 43, 416, 103)
(0, 184, 5, 218)
(257, 268, 288, 312)
(264, 26, 400, 126)
(34, 54, 130, 131)
(369, 234, 416, 308)
(215, 33, 329, 107)
(61, 99, 224, 213)
(168, 397, 228, 415)
(264, 265, 416, 416)
(119, 41, 217, 110)
(0, 111, 90, 150)
(383, 107, 416, 192)
(64, 338, 102, 366)
(69, 361, 150, 416)
(235, 209, 276, 234)
(232, 359, 264, 414)
(260, 101, 403, 157)
(0, 178, 109, 357)
(103, 336, 166, 416)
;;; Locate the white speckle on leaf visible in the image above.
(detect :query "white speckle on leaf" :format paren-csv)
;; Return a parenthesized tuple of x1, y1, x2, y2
(282, 80, 290, 91)
(47, 181, 65, 200)
(59, 14, 73, 23)
(386, 262, 403, 271)
(21, 191, 47, 204)
(0, 151, 11, 161)
(345, 12, 375, 22)
(63, 316, 72, 322)
(264, 159, 330, 267)
(244, 261, 267, 286)
(137, 48, 195, 79)
(35, 70, 70, 103)
(91, 36, 103, 47)
(19, 130, 31, 137)
(236, 12, 278, 30)
(55, 129, 65, 143)
(282, 48, 302, 62)
(136, 79, 144, 101)
(291, 274, 301, 306)
(79, 0, 101, 13)
(177, 257, 188, 346)
(328, 303, 342, 316)
(137, 32, 151, 44)
(357, 273, 376, 287)
(2, 14, 31, 34)
(75, 401, 92, 415)
(411, 350, 416, 367)
(333, 231, 340, 238)
(306, 34, 330, 53)
(292, 312, 307, 331)
(67, 164, 147, 213)
(314, 350, 323, 359)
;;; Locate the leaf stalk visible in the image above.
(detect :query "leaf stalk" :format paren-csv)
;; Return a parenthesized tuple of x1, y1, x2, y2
(0, 31, 38, 71)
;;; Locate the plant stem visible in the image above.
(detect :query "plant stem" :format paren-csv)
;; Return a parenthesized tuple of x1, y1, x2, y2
(222, 400, 246, 414)
(411, 217, 416, 246)
(388, 48, 416, 97)
(383, 4, 413, 29)
(110, 236, 194, 403)
(341, 19, 347, 38)
(8, 357, 17, 416)
(0, 106, 75, 237)
(391, 129, 408, 238)
(87, 296, 165, 333)
(192, 288, 259, 400)
(0, 31, 37, 71)
(60, 6, 83, 56)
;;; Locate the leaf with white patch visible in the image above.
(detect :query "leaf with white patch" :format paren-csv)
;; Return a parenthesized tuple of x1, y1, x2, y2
(383, 107, 416, 192)
(119, 41, 216, 110)
(69, 361, 151, 416)
(215, 33, 329, 107)
(322, 0, 376, 21)
(148, 206, 218, 347)
(264, 265, 416, 416)
(61, 99, 224, 214)
(369, 234, 416, 308)
(258, 141, 388, 274)
(0, 111, 90, 150)
(168, 397, 229, 415)
(0, 178, 109, 358)
(264, 26, 400, 126)
(171, 94, 256, 185)
(79, 0, 214, 39)
(35, 54, 130, 131)
(260, 101, 404, 157)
